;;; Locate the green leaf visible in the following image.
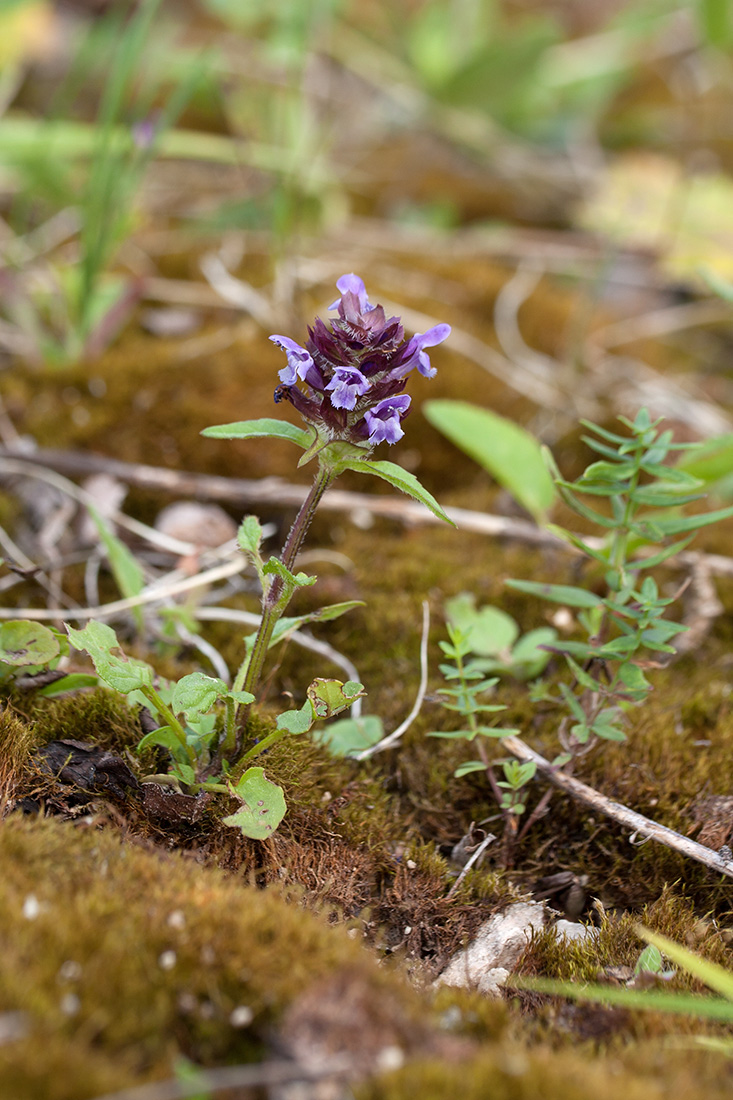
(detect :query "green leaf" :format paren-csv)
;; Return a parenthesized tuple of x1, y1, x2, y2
(87, 504, 145, 629)
(555, 483, 620, 528)
(579, 419, 630, 446)
(506, 580, 603, 608)
(37, 672, 98, 697)
(628, 536, 694, 570)
(564, 655, 601, 692)
(506, 628, 556, 679)
(512, 977, 733, 1022)
(444, 593, 519, 656)
(558, 682, 587, 724)
(227, 689, 255, 705)
(616, 662, 650, 696)
(313, 714, 384, 757)
(223, 766, 287, 839)
(677, 431, 733, 485)
(276, 700, 314, 735)
(271, 602, 365, 646)
(638, 463, 703, 486)
(429, 728, 479, 741)
(635, 944, 664, 976)
(479, 726, 519, 738)
(652, 504, 733, 536)
(629, 486, 704, 508)
(0, 621, 59, 667)
(65, 620, 153, 694)
(171, 672, 228, 721)
(423, 400, 556, 522)
(262, 557, 316, 589)
(637, 927, 733, 1001)
(201, 418, 312, 448)
(454, 760, 487, 778)
(238, 516, 263, 561)
(582, 460, 634, 484)
(546, 524, 611, 565)
(306, 678, 365, 720)
(344, 457, 454, 525)
(597, 636, 637, 658)
(138, 725, 188, 757)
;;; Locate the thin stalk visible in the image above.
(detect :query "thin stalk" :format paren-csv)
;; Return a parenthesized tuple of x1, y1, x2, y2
(140, 685, 196, 766)
(228, 461, 337, 758)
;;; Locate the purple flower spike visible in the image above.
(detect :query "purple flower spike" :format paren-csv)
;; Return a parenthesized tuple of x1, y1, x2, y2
(269, 274, 449, 448)
(269, 335, 315, 385)
(326, 366, 371, 410)
(328, 273, 373, 313)
(400, 324, 451, 378)
(364, 395, 411, 445)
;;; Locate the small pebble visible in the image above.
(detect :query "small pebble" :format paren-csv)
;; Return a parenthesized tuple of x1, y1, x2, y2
(229, 1005, 254, 1028)
(22, 895, 41, 920)
(60, 993, 80, 1017)
(57, 960, 82, 983)
(158, 950, 177, 970)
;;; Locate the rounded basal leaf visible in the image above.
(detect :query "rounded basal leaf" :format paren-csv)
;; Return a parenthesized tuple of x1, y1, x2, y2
(313, 714, 383, 757)
(171, 672, 227, 721)
(423, 400, 556, 523)
(0, 620, 59, 667)
(306, 678, 365, 720)
(276, 701, 314, 735)
(138, 726, 187, 756)
(223, 767, 287, 839)
(444, 593, 518, 657)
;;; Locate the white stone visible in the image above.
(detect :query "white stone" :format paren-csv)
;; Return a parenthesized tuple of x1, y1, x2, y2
(553, 919, 598, 943)
(437, 901, 546, 996)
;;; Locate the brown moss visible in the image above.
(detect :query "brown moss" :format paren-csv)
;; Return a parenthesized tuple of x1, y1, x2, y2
(358, 1042, 733, 1100)
(0, 816, 430, 1100)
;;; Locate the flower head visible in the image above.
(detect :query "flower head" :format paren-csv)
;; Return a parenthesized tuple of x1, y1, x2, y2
(269, 274, 450, 448)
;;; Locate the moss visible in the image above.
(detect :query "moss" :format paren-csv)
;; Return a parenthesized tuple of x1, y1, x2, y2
(518, 889, 733, 986)
(0, 816, 428, 1100)
(26, 688, 141, 755)
(357, 1042, 733, 1100)
(0, 704, 37, 800)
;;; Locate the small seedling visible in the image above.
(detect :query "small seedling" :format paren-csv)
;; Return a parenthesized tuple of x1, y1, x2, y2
(429, 408, 733, 863)
(508, 408, 733, 756)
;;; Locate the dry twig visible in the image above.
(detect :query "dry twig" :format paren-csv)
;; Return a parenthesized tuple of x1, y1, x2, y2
(501, 734, 733, 879)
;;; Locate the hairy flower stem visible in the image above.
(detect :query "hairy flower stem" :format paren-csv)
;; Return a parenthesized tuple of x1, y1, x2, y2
(227, 462, 337, 760)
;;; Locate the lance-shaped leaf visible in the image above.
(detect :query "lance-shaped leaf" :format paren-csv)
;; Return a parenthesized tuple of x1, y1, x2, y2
(87, 504, 144, 629)
(341, 458, 454, 526)
(223, 766, 287, 839)
(423, 400, 556, 523)
(201, 418, 311, 449)
(505, 580, 604, 608)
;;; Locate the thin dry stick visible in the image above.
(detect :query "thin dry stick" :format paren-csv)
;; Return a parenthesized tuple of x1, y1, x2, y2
(9, 448, 733, 578)
(501, 734, 733, 879)
(89, 1056, 353, 1100)
(447, 831, 497, 899)
(353, 599, 430, 760)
